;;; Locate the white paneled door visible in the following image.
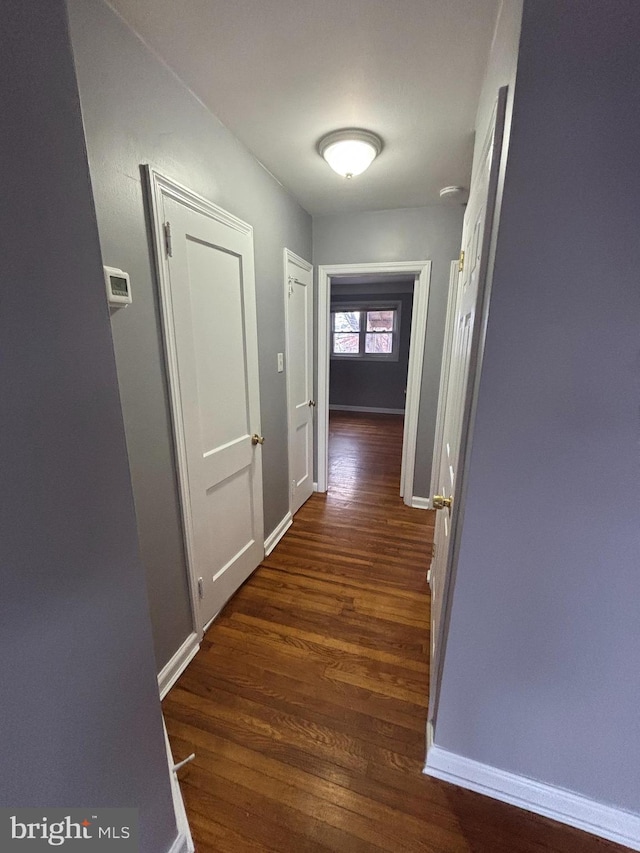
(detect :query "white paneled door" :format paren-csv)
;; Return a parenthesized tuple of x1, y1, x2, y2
(428, 89, 508, 723)
(284, 250, 314, 515)
(148, 170, 264, 632)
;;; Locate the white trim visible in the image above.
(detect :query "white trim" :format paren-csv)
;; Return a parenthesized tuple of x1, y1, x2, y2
(424, 746, 640, 852)
(317, 261, 431, 505)
(264, 511, 293, 556)
(158, 632, 200, 700)
(145, 166, 202, 638)
(411, 496, 431, 510)
(430, 261, 462, 501)
(329, 405, 405, 415)
(147, 168, 252, 235)
(426, 720, 434, 752)
(163, 720, 195, 853)
(283, 248, 312, 272)
(313, 481, 318, 492)
(167, 832, 192, 853)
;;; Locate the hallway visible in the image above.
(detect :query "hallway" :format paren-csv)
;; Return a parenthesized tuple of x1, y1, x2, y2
(164, 413, 625, 852)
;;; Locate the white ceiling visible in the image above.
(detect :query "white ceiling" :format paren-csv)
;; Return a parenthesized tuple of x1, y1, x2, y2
(108, 0, 501, 215)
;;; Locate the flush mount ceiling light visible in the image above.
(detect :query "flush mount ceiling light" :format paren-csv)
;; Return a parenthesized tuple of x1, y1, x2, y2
(439, 185, 466, 200)
(317, 129, 383, 179)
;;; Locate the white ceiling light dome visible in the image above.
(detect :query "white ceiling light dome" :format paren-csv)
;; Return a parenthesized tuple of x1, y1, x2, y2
(439, 185, 466, 200)
(318, 129, 383, 179)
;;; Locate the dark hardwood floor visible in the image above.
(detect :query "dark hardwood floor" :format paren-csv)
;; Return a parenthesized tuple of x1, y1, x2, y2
(164, 411, 625, 852)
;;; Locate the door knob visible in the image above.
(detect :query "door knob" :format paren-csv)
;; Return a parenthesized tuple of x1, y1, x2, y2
(308, 400, 316, 407)
(251, 434, 265, 446)
(432, 494, 453, 510)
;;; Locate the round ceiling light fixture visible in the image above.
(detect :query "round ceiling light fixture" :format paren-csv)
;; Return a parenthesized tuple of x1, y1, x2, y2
(439, 185, 466, 200)
(317, 129, 383, 179)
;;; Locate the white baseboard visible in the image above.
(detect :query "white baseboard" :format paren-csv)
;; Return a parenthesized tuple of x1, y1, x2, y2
(167, 831, 192, 853)
(264, 511, 292, 556)
(313, 481, 319, 492)
(424, 745, 640, 851)
(411, 496, 431, 509)
(163, 720, 195, 853)
(329, 404, 405, 415)
(158, 632, 200, 700)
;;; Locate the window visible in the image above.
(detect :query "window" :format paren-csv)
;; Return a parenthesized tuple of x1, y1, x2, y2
(331, 302, 401, 360)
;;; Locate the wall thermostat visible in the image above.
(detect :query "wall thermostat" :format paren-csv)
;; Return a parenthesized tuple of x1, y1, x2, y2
(104, 266, 132, 306)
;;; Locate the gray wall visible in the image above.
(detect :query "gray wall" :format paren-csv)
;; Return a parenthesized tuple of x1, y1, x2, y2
(436, 0, 640, 813)
(472, 0, 523, 175)
(68, 0, 312, 671)
(313, 206, 464, 497)
(0, 3, 176, 850)
(330, 289, 413, 410)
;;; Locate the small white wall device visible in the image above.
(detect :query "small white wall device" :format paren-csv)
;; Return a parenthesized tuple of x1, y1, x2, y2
(104, 266, 132, 306)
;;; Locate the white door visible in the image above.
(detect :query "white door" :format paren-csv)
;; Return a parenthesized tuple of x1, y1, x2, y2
(430, 261, 463, 507)
(428, 90, 507, 719)
(284, 250, 314, 515)
(151, 174, 264, 632)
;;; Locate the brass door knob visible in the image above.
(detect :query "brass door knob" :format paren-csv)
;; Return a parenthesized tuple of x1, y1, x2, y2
(432, 494, 453, 510)
(308, 400, 316, 407)
(251, 434, 265, 446)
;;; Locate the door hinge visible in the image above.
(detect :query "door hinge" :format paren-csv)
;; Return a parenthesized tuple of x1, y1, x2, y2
(164, 221, 173, 257)
(197, 577, 204, 599)
(458, 250, 465, 272)
(287, 277, 294, 297)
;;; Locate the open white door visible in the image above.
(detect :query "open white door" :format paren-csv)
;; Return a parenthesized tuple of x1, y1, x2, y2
(429, 261, 462, 507)
(147, 169, 264, 633)
(428, 89, 508, 729)
(284, 250, 314, 515)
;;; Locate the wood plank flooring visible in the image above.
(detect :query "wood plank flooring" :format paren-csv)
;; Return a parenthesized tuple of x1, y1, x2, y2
(164, 411, 626, 852)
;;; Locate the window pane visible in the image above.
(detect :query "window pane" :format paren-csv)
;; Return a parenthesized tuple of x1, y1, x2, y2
(366, 310, 394, 332)
(333, 333, 360, 354)
(333, 311, 361, 332)
(365, 332, 392, 354)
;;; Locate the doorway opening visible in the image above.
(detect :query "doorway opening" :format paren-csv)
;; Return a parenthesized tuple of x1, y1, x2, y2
(317, 261, 431, 504)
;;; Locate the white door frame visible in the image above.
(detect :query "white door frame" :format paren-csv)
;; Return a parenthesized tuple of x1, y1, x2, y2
(429, 261, 462, 502)
(317, 261, 431, 504)
(145, 166, 262, 643)
(284, 248, 313, 518)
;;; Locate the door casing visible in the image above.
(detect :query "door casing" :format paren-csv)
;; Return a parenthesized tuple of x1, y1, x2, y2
(317, 261, 431, 505)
